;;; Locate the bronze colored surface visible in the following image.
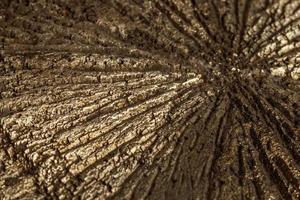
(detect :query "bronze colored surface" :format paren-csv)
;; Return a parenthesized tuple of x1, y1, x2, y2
(0, 0, 300, 199)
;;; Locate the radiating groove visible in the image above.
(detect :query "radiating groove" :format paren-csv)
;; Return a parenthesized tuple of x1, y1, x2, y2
(1, 0, 300, 200)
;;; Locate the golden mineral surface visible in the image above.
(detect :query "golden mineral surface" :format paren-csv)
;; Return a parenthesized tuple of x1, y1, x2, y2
(0, 0, 300, 200)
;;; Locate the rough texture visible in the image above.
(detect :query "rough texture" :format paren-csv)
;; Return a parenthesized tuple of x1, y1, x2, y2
(0, 0, 300, 199)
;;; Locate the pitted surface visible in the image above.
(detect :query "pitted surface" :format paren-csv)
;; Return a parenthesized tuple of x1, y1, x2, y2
(0, 1, 300, 200)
